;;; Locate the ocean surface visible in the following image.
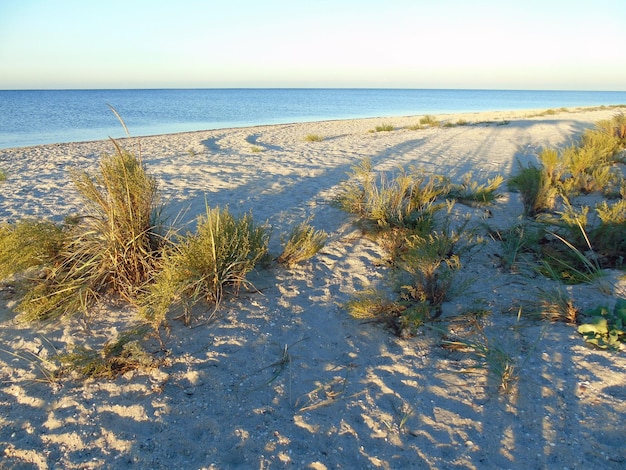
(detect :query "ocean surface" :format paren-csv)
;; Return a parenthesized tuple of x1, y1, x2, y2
(1, 88, 626, 149)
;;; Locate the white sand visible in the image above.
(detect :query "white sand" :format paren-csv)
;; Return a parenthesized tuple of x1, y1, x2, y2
(1, 108, 625, 469)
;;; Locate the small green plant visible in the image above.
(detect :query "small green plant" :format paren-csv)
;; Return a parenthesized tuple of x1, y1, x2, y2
(391, 400, 414, 433)
(539, 225, 603, 285)
(419, 115, 439, 127)
(333, 159, 448, 234)
(344, 288, 401, 320)
(448, 172, 504, 206)
(538, 287, 579, 323)
(591, 200, 626, 266)
(277, 219, 327, 267)
(56, 326, 154, 379)
(578, 299, 626, 350)
(374, 123, 394, 132)
(250, 146, 263, 153)
(489, 219, 542, 272)
(508, 162, 557, 216)
(141, 205, 269, 328)
(442, 320, 518, 394)
(398, 230, 464, 320)
(538, 148, 564, 185)
(304, 134, 324, 142)
(0, 168, 7, 182)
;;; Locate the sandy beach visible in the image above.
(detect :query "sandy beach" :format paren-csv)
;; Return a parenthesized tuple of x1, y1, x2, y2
(1, 107, 625, 469)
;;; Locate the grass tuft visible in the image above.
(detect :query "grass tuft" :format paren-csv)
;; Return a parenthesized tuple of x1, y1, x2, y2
(16, 143, 164, 321)
(277, 218, 327, 267)
(374, 123, 394, 132)
(141, 205, 269, 328)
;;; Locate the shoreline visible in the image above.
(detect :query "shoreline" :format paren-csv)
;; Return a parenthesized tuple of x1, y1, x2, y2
(1, 104, 624, 151)
(1, 105, 625, 469)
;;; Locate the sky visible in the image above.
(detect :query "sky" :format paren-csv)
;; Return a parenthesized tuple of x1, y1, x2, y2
(0, 0, 625, 90)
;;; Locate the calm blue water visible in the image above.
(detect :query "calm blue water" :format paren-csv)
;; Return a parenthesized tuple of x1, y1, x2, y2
(1, 88, 625, 149)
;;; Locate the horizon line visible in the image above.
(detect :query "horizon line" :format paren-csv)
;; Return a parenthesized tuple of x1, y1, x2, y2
(2, 86, 626, 93)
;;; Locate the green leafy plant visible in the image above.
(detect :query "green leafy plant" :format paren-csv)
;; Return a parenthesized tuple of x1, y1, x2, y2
(277, 218, 327, 267)
(0, 168, 7, 182)
(578, 299, 626, 350)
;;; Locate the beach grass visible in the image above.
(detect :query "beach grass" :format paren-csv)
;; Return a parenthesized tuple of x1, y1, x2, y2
(304, 133, 324, 142)
(13, 142, 164, 321)
(277, 218, 327, 267)
(141, 205, 270, 328)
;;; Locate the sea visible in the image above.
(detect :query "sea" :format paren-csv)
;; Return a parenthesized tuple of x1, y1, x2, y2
(1, 88, 626, 149)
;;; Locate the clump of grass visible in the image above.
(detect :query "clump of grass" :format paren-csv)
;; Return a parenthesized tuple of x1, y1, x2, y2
(0, 220, 65, 279)
(304, 134, 324, 142)
(419, 115, 439, 127)
(448, 172, 504, 206)
(141, 205, 269, 328)
(344, 288, 402, 320)
(0, 168, 7, 182)
(250, 146, 263, 153)
(538, 288, 579, 323)
(508, 162, 558, 216)
(398, 224, 469, 320)
(277, 218, 327, 267)
(374, 123, 394, 132)
(489, 219, 542, 272)
(15, 142, 165, 321)
(56, 326, 155, 379)
(442, 320, 518, 394)
(333, 159, 447, 233)
(443, 119, 471, 128)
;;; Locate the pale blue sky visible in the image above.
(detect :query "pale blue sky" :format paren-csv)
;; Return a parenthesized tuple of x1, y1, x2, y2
(1, 0, 624, 90)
